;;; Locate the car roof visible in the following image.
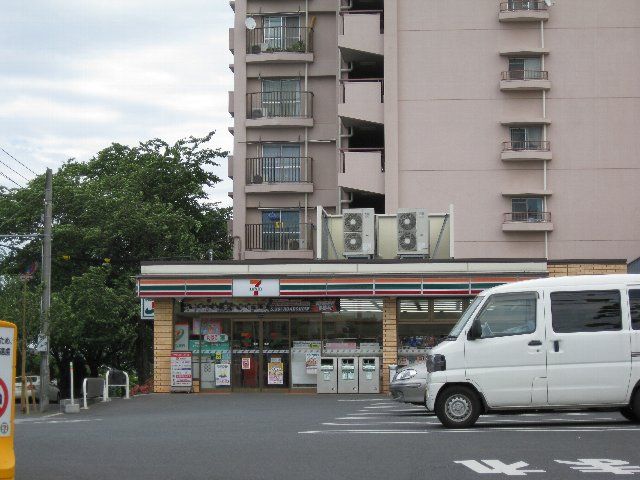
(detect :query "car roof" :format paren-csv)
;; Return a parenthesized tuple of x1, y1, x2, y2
(485, 274, 640, 295)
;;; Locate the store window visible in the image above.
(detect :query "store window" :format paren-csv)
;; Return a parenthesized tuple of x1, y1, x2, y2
(291, 318, 322, 388)
(398, 298, 469, 366)
(322, 299, 382, 353)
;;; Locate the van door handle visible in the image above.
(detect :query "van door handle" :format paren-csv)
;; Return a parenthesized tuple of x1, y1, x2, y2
(528, 340, 542, 346)
(553, 340, 560, 352)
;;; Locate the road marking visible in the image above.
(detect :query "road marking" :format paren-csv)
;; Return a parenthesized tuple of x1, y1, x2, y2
(323, 421, 434, 426)
(300, 426, 640, 435)
(16, 418, 103, 425)
(300, 430, 432, 434)
(337, 399, 388, 402)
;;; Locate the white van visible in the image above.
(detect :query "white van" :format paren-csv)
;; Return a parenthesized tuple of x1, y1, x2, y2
(425, 274, 640, 428)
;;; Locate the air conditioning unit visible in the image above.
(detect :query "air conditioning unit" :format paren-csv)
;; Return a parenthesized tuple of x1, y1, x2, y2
(343, 208, 375, 258)
(287, 238, 300, 250)
(252, 174, 263, 184)
(397, 208, 429, 257)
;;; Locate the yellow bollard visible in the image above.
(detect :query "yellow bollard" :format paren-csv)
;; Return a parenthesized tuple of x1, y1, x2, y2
(0, 320, 17, 480)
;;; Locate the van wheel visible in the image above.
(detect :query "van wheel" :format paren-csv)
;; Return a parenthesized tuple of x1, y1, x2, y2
(620, 408, 638, 422)
(435, 386, 481, 429)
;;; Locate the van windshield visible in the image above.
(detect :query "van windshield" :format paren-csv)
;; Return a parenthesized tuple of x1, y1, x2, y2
(446, 296, 484, 339)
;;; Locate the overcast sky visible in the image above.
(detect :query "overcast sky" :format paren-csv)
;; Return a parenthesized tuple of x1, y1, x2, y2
(0, 0, 234, 206)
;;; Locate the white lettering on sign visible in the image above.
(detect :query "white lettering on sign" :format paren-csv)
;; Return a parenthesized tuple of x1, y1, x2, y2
(455, 460, 546, 476)
(0, 327, 14, 437)
(555, 459, 640, 475)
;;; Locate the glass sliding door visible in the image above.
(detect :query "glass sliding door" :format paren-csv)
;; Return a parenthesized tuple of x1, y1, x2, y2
(262, 320, 290, 390)
(261, 78, 301, 117)
(232, 321, 260, 389)
(262, 144, 302, 183)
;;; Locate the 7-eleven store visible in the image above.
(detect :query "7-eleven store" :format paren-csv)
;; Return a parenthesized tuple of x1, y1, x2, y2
(137, 260, 548, 393)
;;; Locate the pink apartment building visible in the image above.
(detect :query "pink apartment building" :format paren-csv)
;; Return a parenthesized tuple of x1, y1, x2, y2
(228, 0, 640, 263)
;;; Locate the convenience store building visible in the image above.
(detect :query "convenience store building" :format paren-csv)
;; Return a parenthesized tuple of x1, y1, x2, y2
(136, 259, 588, 393)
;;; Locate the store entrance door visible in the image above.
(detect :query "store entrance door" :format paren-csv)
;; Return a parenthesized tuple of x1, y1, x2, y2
(231, 319, 290, 391)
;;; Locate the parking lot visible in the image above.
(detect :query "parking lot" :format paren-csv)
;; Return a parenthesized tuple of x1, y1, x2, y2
(14, 394, 640, 479)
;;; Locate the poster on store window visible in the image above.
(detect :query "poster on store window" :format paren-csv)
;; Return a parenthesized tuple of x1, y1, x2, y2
(174, 322, 189, 351)
(214, 363, 231, 386)
(267, 361, 284, 385)
(241, 357, 251, 370)
(305, 352, 320, 374)
(171, 351, 193, 391)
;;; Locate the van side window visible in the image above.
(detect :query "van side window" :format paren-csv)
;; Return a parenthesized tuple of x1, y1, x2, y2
(551, 290, 621, 333)
(630, 290, 640, 330)
(474, 293, 537, 338)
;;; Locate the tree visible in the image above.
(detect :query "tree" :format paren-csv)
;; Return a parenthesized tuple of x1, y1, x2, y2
(0, 132, 231, 388)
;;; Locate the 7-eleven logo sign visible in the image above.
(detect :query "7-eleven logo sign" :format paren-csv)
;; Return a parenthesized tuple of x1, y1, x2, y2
(233, 279, 279, 297)
(249, 280, 263, 296)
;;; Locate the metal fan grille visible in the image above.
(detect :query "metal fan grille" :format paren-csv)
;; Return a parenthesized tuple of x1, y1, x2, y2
(344, 232, 363, 251)
(398, 213, 417, 231)
(344, 213, 363, 232)
(398, 232, 417, 251)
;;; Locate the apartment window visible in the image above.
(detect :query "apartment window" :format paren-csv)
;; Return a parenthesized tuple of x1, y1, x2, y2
(507, 0, 542, 11)
(262, 144, 302, 182)
(510, 126, 543, 150)
(511, 198, 544, 222)
(261, 210, 301, 250)
(261, 78, 301, 117)
(508, 57, 542, 80)
(551, 290, 622, 333)
(264, 16, 302, 51)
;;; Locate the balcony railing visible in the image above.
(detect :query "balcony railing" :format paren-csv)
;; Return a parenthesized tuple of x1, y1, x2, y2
(246, 27, 313, 54)
(246, 157, 312, 184)
(504, 212, 551, 223)
(502, 140, 550, 151)
(501, 70, 548, 81)
(339, 10, 384, 34)
(246, 91, 313, 119)
(245, 223, 314, 251)
(499, 1, 548, 11)
(339, 78, 384, 103)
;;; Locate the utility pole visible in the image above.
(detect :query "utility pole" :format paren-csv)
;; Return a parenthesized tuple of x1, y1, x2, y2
(20, 275, 28, 414)
(39, 168, 52, 412)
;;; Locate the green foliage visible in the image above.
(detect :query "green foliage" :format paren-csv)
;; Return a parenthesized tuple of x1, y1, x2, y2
(0, 132, 231, 383)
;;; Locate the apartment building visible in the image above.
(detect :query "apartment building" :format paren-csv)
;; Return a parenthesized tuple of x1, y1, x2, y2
(228, 0, 640, 262)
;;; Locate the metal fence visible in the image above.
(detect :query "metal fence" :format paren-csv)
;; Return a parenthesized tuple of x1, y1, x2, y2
(504, 212, 551, 223)
(501, 70, 549, 81)
(499, 1, 548, 11)
(502, 140, 550, 151)
(246, 157, 312, 184)
(246, 91, 313, 119)
(245, 223, 314, 251)
(246, 26, 313, 54)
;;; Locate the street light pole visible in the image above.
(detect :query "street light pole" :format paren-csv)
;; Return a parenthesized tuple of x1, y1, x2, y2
(39, 168, 52, 412)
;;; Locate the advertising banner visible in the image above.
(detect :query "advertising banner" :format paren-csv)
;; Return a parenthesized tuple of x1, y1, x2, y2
(182, 298, 338, 314)
(305, 352, 320, 375)
(0, 321, 17, 480)
(214, 363, 231, 386)
(170, 351, 193, 391)
(174, 323, 189, 351)
(140, 299, 154, 320)
(267, 362, 284, 385)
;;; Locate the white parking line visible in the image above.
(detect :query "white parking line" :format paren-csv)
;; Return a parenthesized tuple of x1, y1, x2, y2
(337, 399, 389, 402)
(301, 426, 640, 435)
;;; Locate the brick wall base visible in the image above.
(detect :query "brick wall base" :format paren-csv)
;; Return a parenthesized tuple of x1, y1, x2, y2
(547, 262, 627, 277)
(153, 298, 173, 393)
(381, 297, 398, 394)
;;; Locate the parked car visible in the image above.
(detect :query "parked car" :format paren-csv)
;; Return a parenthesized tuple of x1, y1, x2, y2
(425, 274, 640, 428)
(390, 363, 428, 405)
(15, 375, 61, 403)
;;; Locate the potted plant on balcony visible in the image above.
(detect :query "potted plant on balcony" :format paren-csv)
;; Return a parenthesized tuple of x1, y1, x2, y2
(286, 40, 306, 53)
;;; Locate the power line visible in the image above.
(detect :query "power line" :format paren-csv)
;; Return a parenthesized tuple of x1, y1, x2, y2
(0, 170, 23, 188)
(0, 158, 30, 182)
(0, 146, 38, 176)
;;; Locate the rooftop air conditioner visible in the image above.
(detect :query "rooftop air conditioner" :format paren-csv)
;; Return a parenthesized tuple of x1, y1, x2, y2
(343, 208, 375, 258)
(397, 208, 429, 257)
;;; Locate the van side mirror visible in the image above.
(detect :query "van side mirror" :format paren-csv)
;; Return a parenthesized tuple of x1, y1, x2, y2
(467, 321, 482, 341)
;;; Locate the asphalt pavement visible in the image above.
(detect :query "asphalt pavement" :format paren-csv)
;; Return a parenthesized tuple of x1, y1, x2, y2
(14, 394, 640, 479)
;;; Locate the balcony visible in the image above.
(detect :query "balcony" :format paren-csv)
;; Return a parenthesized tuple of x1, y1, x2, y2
(228, 91, 234, 117)
(245, 223, 315, 259)
(499, 1, 549, 22)
(500, 70, 550, 91)
(501, 141, 552, 162)
(245, 157, 313, 194)
(246, 91, 313, 128)
(338, 148, 385, 195)
(246, 27, 314, 64)
(503, 212, 553, 232)
(338, 11, 384, 58)
(338, 79, 384, 125)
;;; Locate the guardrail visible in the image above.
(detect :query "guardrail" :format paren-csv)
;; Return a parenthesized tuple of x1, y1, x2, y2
(246, 156, 312, 184)
(504, 212, 551, 223)
(339, 78, 384, 103)
(502, 140, 550, 151)
(339, 9, 385, 34)
(245, 223, 314, 251)
(105, 369, 130, 401)
(246, 91, 313, 119)
(340, 148, 385, 173)
(82, 377, 106, 409)
(246, 26, 313, 54)
(499, 1, 547, 11)
(501, 70, 548, 81)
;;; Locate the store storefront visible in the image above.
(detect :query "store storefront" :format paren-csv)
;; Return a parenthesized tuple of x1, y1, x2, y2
(137, 260, 549, 393)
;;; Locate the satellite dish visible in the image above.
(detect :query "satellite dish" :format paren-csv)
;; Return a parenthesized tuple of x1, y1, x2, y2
(245, 17, 257, 30)
(544, 0, 553, 6)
